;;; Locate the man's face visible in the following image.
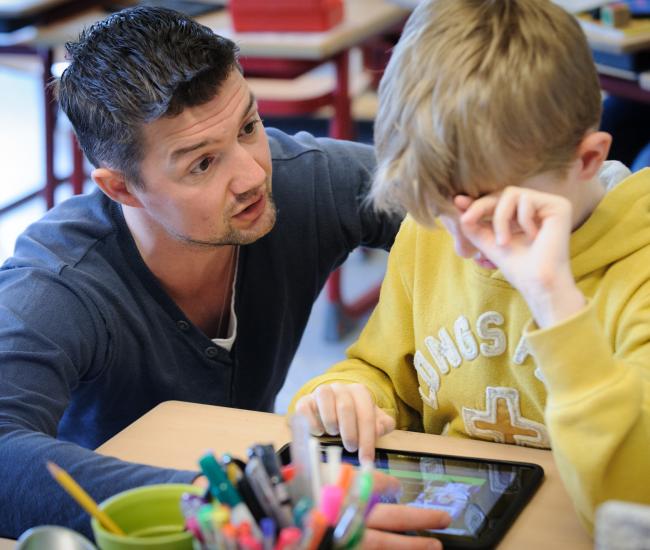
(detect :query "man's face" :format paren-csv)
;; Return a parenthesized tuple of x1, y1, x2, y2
(133, 69, 275, 247)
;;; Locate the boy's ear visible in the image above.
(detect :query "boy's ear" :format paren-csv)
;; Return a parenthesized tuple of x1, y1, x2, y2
(92, 167, 143, 208)
(575, 131, 612, 181)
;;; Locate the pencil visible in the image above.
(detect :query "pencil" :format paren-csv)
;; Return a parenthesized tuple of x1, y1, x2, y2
(46, 461, 125, 536)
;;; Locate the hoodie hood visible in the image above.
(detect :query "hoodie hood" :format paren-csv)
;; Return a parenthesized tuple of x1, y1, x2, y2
(571, 163, 650, 279)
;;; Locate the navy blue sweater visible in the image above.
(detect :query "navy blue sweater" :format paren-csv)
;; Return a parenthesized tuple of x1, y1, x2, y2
(0, 130, 399, 538)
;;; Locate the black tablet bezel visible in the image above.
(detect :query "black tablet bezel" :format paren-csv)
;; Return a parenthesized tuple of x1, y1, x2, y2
(277, 440, 544, 550)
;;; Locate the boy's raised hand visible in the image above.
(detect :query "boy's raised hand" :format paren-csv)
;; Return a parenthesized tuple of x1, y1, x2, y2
(457, 187, 585, 328)
(294, 383, 396, 463)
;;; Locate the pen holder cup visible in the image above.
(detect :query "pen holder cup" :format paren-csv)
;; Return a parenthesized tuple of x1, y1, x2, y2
(91, 483, 202, 550)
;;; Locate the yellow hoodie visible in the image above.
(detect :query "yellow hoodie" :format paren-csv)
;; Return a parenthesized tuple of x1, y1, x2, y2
(292, 165, 650, 530)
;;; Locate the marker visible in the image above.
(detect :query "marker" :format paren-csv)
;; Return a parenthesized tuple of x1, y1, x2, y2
(184, 516, 204, 544)
(306, 437, 322, 502)
(245, 456, 284, 524)
(198, 504, 222, 549)
(280, 464, 296, 483)
(301, 509, 328, 550)
(221, 523, 238, 550)
(336, 463, 354, 498)
(239, 533, 263, 550)
(222, 453, 243, 485)
(352, 466, 374, 508)
(260, 516, 276, 550)
(211, 504, 230, 528)
(180, 492, 205, 520)
(333, 467, 375, 549)
(274, 526, 302, 550)
(364, 492, 381, 519)
(250, 444, 294, 527)
(292, 496, 313, 528)
(319, 485, 344, 526)
(199, 452, 262, 539)
(325, 445, 342, 485)
(289, 414, 313, 501)
(236, 473, 267, 523)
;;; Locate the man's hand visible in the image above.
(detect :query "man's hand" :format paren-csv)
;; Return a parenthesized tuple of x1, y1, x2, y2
(362, 471, 451, 549)
(458, 187, 585, 328)
(294, 383, 396, 463)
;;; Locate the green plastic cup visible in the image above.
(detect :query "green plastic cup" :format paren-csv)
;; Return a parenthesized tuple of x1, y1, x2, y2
(91, 483, 202, 550)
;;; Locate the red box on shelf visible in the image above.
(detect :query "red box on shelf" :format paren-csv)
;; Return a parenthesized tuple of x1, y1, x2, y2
(229, 0, 344, 32)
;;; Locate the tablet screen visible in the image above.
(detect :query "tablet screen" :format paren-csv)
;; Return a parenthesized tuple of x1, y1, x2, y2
(280, 442, 544, 549)
(372, 450, 535, 540)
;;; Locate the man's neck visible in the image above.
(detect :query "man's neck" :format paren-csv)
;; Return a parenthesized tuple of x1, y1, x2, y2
(122, 205, 236, 300)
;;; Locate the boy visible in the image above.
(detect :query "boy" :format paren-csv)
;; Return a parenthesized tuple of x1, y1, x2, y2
(292, 0, 650, 530)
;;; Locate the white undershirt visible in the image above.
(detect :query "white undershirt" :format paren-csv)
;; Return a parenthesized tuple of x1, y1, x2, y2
(211, 254, 239, 352)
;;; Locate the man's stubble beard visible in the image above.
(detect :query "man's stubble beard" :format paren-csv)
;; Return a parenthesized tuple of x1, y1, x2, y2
(175, 188, 277, 249)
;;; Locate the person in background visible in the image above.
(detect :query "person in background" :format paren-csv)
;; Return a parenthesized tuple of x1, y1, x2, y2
(0, 7, 452, 546)
(292, 0, 650, 533)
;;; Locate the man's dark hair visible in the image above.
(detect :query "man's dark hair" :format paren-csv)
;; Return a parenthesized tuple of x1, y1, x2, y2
(57, 7, 239, 187)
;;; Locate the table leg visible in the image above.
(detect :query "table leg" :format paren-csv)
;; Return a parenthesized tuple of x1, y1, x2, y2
(39, 47, 56, 209)
(330, 50, 353, 140)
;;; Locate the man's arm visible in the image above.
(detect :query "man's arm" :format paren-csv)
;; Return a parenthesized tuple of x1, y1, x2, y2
(313, 136, 403, 253)
(0, 272, 196, 538)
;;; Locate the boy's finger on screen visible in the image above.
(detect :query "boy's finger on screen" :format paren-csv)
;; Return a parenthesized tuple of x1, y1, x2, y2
(351, 384, 378, 461)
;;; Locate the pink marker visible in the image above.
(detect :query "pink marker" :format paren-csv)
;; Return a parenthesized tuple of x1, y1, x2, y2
(184, 516, 204, 543)
(273, 526, 302, 550)
(319, 484, 344, 526)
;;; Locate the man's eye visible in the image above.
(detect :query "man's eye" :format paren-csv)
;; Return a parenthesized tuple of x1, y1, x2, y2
(192, 157, 213, 174)
(241, 119, 261, 137)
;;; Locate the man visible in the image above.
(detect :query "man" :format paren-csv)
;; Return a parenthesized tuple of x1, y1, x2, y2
(0, 6, 449, 547)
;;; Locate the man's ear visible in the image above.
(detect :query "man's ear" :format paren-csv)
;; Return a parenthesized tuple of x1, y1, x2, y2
(92, 167, 143, 208)
(575, 131, 612, 181)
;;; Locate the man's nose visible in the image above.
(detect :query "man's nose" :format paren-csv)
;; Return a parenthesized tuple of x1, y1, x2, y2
(228, 144, 267, 195)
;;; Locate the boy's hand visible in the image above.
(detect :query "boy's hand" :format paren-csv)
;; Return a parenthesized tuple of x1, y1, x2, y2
(294, 383, 396, 462)
(458, 187, 585, 328)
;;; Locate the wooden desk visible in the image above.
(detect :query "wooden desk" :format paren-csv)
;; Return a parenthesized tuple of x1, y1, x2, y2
(97, 400, 591, 550)
(23, 0, 407, 59)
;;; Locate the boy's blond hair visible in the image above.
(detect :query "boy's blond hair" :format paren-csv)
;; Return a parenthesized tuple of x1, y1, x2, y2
(371, 0, 602, 225)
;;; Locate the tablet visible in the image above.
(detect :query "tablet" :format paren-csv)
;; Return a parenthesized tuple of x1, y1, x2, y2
(278, 441, 544, 550)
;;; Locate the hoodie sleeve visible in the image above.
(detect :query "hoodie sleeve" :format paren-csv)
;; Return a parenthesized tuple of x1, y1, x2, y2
(0, 270, 197, 539)
(289, 219, 424, 432)
(525, 295, 650, 532)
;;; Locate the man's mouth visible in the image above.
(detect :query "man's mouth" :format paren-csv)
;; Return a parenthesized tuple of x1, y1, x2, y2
(233, 193, 266, 221)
